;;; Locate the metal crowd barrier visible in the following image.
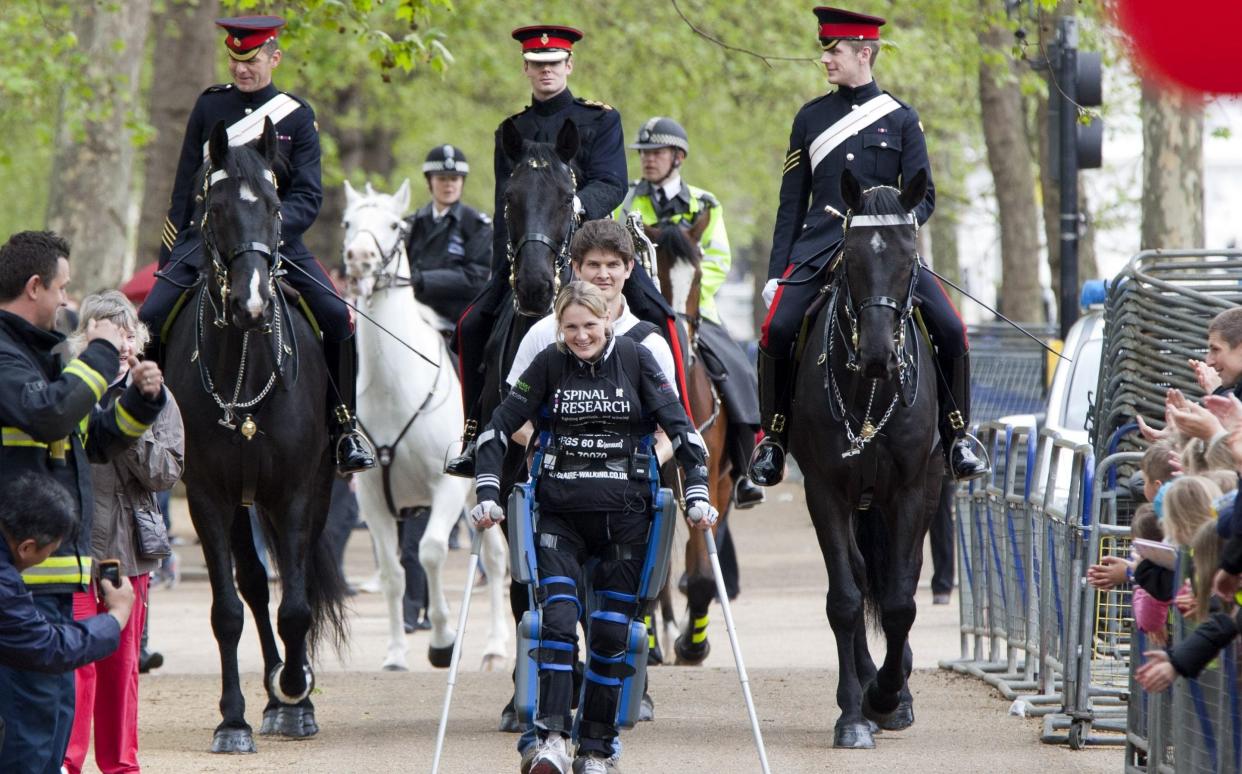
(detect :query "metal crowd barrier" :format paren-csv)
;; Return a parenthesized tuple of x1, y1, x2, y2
(942, 421, 1142, 748)
(1125, 552, 1242, 774)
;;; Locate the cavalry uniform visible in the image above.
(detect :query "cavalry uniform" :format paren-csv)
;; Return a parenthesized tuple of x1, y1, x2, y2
(749, 6, 986, 485)
(0, 309, 165, 773)
(475, 336, 709, 769)
(403, 145, 492, 328)
(617, 115, 765, 508)
(448, 25, 683, 478)
(137, 15, 373, 474)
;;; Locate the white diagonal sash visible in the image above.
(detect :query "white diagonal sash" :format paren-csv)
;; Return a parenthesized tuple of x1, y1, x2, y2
(201, 93, 301, 159)
(808, 93, 902, 173)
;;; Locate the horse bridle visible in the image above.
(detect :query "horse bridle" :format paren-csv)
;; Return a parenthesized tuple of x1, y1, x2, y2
(199, 167, 283, 309)
(837, 208, 921, 365)
(343, 201, 412, 293)
(505, 157, 579, 316)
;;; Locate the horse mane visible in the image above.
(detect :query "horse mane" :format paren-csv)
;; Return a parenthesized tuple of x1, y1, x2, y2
(512, 140, 580, 186)
(653, 222, 697, 264)
(856, 185, 904, 217)
(192, 140, 285, 212)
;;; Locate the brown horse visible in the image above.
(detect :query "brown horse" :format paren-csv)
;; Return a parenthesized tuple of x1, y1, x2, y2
(644, 211, 735, 665)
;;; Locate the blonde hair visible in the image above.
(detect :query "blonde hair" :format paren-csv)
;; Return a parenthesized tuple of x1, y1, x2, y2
(68, 290, 148, 357)
(553, 281, 611, 353)
(1161, 475, 1221, 546)
(1203, 468, 1238, 495)
(1190, 520, 1224, 622)
(1204, 432, 1237, 473)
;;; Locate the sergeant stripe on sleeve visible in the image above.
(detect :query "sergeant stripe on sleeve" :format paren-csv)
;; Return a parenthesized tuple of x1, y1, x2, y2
(783, 149, 801, 174)
(114, 401, 153, 438)
(162, 217, 177, 250)
(63, 359, 107, 402)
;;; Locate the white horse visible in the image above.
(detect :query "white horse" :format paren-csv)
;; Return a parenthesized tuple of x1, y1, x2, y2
(341, 179, 508, 672)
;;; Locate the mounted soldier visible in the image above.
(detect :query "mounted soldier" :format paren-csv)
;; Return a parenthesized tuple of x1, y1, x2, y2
(616, 116, 765, 508)
(137, 14, 373, 476)
(749, 6, 987, 487)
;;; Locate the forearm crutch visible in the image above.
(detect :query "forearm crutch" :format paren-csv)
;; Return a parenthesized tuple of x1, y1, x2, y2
(691, 511, 772, 774)
(430, 529, 483, 774)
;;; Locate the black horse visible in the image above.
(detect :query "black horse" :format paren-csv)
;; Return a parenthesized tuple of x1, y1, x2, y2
(486, 117, 581, 731)
(790, 168, 941, 749)
(164, 119, 346, 753)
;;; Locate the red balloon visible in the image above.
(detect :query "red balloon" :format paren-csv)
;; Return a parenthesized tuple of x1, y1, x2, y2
(1114, 0, 1242, 94)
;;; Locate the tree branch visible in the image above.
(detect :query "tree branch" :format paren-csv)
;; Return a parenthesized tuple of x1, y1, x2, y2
(670, 0, 815, 69)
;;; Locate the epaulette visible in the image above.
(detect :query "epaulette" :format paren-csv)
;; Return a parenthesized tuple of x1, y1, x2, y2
(800, 92, 832, 111)
(697, 190, 720, 208)
(284, 91, 314, 110)
(203, 83, 233, 94)
(477, 211, 492, 225)
(575, 97, 613, 111)
(884, 91, 914, 111)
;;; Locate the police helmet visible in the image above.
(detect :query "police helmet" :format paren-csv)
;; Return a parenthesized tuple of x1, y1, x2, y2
(423, 144, 469, 177)
(628, 117, 689, 156)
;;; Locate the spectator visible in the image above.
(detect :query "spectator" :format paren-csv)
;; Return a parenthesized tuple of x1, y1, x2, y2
(0, 474, 136, 755)
(0, 230, 165, 773)
(62, 291, 184, 774)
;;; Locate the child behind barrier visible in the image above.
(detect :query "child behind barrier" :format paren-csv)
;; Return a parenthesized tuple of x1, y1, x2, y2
(1129, 507, 1172, 646)
(1136, 520, 1234, 693)
(1087, 442, 1179, 591)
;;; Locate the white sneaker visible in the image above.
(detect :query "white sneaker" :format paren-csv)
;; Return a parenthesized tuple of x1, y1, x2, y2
(529, 735, 572, 774)
(576, 755, 609, 774)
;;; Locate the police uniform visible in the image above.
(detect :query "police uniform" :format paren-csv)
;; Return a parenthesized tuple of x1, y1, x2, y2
(448, 25, 681, 478)
(616, 116, 765, 509)
(749, 7, 986, 485)
(0, 304, 164, 773)
(475, 335, 710, 763)
(403, 145, 492, 327)
(137, 15, 373, 474)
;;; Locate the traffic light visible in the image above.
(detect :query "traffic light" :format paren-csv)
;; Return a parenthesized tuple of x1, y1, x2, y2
(1076, 51, 1103, 169)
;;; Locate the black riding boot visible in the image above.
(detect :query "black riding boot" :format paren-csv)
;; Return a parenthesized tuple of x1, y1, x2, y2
(938, 352, 988, 482)
(325, 336, 375, 476)
(443, 415, 478, 478)
(730, 425, 765, 508)
(747, 350, 791, 486)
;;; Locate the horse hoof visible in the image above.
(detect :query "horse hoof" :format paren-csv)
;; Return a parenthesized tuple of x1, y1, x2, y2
(381, 662, 409, 672)
(674, 633, 709, 666)
(499, 699, 521, 733)
(270, 705, 319, 738)
(480, 653, 505, 672)
(639, 692, 655, 722)
(428, 642, 455, 668)
(259, 708, 279, 736)
(833, 721, 875, 749)
(861, 681, 913, 730)
(211, 727, 256, 754)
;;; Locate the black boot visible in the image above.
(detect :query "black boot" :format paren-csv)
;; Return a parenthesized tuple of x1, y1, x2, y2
(443, 419, 478, 478)
(729, 425, 765, 508)
(747, 350, 791, 486)
(940, 352, 988, 482)
(326, 336, 375, 475)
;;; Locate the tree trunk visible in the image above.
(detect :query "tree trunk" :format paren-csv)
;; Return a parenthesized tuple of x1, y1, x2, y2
(135, 0, 221, 268)
(46, 0, 153, 294)
(304, 87, 397, 268)
(1140, 83, 1204, 250)
(978, 17, 1042, 322)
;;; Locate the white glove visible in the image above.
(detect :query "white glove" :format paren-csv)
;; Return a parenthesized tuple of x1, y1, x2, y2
(762, 278, 779, 310)
(686, 499, 719, 530)
(572, 195, 585, 216)
(469, 500, 505, 530)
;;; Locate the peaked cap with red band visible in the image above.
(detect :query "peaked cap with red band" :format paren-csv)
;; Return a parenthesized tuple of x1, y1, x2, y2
(216, 15, 285, 62)
(814, 6, 885, 47)
(512, 25, 583, 62)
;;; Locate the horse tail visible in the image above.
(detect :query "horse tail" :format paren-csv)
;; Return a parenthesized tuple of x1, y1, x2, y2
(307, 532, 350, 658)
(854, 510, 890, 633)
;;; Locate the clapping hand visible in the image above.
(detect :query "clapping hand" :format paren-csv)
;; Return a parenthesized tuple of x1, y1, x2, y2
(1189, 358, 1222, 394)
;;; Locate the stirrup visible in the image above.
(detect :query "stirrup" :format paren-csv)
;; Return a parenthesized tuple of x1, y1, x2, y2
(949, 432, 989, 483)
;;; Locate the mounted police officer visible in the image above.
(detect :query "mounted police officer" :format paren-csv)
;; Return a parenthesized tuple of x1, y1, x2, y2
(749, 6, 987, 486)
(616, 116, 765, 508)
(471, 280, 717, 774)
(138, 15, 374, 476)
(447, 24, 642, 477)
(0, 231, 166, 773)
(403, 144, 492, 333)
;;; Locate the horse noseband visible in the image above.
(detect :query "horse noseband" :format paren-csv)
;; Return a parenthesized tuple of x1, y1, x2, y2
(856, 296, 902, 313)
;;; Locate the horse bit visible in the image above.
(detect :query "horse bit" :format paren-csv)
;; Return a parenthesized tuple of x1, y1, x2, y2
(506, 157, 579, 315)
(342, 202, 412, 292)
(196, 165, 291, 440)
(823, 209, 920, 459)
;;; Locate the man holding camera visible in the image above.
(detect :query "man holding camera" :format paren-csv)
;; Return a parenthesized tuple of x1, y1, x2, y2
(0, 231, 166, 773)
